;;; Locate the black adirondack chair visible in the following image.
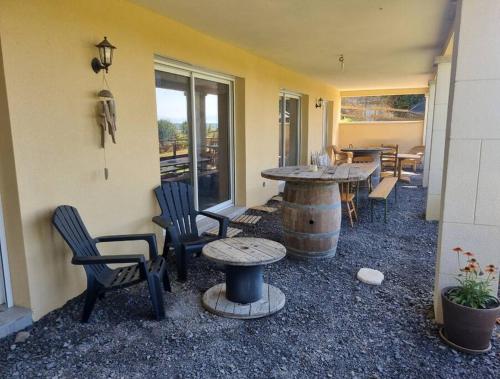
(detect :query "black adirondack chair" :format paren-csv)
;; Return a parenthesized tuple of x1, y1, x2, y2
(52, 205, 171, 323)
(153, 182, 229, 281)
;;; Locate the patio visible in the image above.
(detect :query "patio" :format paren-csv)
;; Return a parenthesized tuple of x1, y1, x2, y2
(1, 174, 497, 378)
(0, 1, 499, 377)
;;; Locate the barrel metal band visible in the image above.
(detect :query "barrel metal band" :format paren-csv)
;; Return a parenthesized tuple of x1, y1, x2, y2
(282, 201, 342, 211)
(286, 247, 337, 258)
(283, 229, 340, 239)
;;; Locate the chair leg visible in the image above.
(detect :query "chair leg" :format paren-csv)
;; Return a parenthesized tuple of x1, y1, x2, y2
(175, 246, 188, 282)
(146, 274, 165, 321)
(162, 239, 169, 257)
(346, 201, 354, 227)
(351, 200, 358, 222)
(82, 280, 99, 323)
(162, 267, 172, 292)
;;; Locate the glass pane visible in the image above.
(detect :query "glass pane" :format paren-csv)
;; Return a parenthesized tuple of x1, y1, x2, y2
(341, 94, 426, 122)
(194, 78, 231, 210)
(284, 97, 299, 166)
(155, 71, 192, 186)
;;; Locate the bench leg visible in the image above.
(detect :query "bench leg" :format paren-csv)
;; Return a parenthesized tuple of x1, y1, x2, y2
(384, 200, 388, 223)
(370, 199, 374, 222)
(356, 181, 359, 210)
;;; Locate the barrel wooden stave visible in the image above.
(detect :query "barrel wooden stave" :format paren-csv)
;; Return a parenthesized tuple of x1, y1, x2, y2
(282, 182, 341, 259)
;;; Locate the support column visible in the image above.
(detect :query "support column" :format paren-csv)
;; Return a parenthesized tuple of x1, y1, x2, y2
(433, 0, 500, 323)
(425, 58, 451, 220)
(422, 80, 436, 188)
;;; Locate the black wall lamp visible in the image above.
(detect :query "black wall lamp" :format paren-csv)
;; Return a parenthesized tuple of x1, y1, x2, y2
(91, 37, 116, 73)
(315, 98, 324, 108)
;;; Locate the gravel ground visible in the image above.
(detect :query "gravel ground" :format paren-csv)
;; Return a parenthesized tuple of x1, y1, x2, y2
(1, 173, 498, 378)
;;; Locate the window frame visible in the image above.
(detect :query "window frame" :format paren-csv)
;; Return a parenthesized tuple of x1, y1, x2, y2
(154, 56, 235, 212)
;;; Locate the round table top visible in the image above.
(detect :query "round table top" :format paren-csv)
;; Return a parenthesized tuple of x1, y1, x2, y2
(202, 237, 286, 266)
(261, 163, 377, 183)
(341, 147, 392, 154)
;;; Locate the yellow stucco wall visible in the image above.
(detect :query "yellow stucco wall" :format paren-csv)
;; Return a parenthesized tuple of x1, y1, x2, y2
(338, 121, 424, 153)
(0, 37, 31, 308)
(0, 0, 340, 319)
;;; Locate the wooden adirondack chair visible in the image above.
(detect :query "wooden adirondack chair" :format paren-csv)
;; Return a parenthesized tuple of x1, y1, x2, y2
(153, 182, 229, 281)
(52, 205, 171, 323)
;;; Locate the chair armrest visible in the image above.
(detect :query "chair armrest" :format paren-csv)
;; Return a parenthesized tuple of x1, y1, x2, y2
(198, 211, 228, 223)
(152, 216, 181, 246)
(152, 215, 171, 229)
(198, 211, 229, 238)
(72, 254, 145, 265)
(95, 233, 159, 260)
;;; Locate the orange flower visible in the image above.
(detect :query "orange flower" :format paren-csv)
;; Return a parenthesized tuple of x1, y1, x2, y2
(467, 262, 479, 271)
(452, 247, 463, 253)
(464, 251, 474, 257)
(485, 265, 497, 273)
(462, 266, 471, 272)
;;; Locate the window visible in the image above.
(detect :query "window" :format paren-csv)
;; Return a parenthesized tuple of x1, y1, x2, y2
(155, 61, 234, 211)
(341, 94, 425, 122)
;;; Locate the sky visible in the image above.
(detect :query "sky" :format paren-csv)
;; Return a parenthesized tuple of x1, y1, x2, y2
(156, 88, 219, 124)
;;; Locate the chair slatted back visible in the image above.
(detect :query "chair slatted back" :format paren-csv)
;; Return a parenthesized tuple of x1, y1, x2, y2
(52, 206, 109, 277)
(154, 182, 199, 239)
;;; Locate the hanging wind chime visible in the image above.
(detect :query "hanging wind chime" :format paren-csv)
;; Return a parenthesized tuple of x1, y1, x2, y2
(92, 37, 117, 180)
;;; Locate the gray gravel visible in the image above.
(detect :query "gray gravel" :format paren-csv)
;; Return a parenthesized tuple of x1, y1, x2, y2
(1, 173, 498, 378)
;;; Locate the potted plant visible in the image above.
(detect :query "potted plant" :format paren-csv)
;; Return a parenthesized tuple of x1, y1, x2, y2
(440, 247, 500, 353)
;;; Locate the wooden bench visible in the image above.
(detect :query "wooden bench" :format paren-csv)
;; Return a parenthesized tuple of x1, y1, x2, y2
(368, 177, 398, 223)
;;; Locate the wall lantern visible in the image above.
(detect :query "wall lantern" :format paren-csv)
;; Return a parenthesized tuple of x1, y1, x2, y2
(315, 98, 324, 108)
(91, 37, 116, 73)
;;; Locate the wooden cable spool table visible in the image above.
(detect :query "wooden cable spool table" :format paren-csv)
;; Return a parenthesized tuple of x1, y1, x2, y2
(261, 163, 378, 259)
(202, 237, 286, 319)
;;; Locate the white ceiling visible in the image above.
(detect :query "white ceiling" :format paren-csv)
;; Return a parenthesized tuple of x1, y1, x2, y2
(132, 0, 456, 90)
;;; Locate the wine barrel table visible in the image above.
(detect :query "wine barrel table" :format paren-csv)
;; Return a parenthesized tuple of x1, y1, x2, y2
(341, 147, 392, 185)
(202, 237, 286, 319)
(261, 163, 378, 259)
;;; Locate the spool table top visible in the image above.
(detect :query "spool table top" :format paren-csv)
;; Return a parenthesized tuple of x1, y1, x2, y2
(261, 162, 378, 184)
(202, 237, 286, 266)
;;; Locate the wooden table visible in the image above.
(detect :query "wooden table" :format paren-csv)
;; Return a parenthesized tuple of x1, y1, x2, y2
(261, 163, 378, 259)
(201, 237, 286, 319)
(341, 147, 392, 185)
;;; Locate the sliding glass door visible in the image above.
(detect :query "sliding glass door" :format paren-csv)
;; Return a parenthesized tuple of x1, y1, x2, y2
(278, 92, 301, 166)
(155, 65, 233, 210)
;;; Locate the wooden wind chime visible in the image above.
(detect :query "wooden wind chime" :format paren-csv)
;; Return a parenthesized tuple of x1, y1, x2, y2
(98, 88, 117, 180)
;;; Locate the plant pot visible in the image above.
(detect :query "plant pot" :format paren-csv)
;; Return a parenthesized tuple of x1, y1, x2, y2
(441, 286, 500, 353)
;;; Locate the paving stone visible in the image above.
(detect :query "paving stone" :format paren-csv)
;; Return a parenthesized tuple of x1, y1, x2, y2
(357, 268, 384, 285)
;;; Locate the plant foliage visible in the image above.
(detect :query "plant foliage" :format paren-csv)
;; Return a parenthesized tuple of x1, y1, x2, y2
(447, 247, 498, 309)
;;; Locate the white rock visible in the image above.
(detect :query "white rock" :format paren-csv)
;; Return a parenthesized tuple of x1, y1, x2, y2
(14, 331, 30, 344)
(357, 268, 384, 285)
